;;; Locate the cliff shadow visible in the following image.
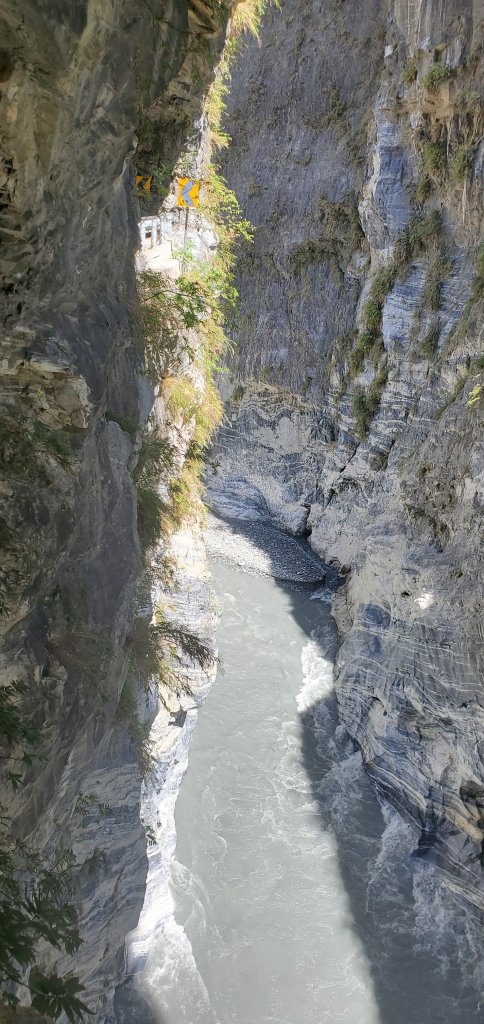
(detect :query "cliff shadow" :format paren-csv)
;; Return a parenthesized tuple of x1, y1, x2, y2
(114, 975, 167, 1024)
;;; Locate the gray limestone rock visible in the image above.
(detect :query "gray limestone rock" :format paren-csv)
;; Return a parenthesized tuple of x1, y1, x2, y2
(207, 0, 484, 911)
(0, 0, 234, 1016)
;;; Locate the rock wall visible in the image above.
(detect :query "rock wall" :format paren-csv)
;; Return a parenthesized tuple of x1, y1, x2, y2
(0, 0, 233, 1017)
(208, 0, 484, 907)
(1, 0, 483, 1015)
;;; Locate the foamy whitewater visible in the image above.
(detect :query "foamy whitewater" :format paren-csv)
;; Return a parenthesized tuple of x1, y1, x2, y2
(127, 518, 484, 1024)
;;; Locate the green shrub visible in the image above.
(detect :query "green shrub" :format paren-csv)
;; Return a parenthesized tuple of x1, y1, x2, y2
(351, 366, 388, 436)
(134, 430, 174, 551)
(0, 684, 89, 1019)
(116, 677, 155, 776)
(403, 57, 418, 85)
(422, 140, 447, 175)
(156, 617, 213, 671)
(138, 551, 177, 602)
(392, 232, 413, 268)
(0, 680, 42, 789)
(421, 323, 440, 360)
(390, 211, 444, 282)
(135, 433, 174, 480)
(393, 211, 442, 268)
(354, 262, 399, 354)
(125, 614, 213, 691)
(423, 62, 453, 90)
(415, 174, 433, 204)
(29, 971, 93, 1022)
(421, 274, 442, 309)
(204, 0, 275, 148)
(134, 6, 262, 539)
(318, 197, 365, 264)
(373, 364, 389, 392)
(352, 390, 370, 433)
(0, 409, 72, 483)
(326, 85, 347, 122)
(163, 376, 199, 421)
(359, 330, 376, 354)
(414, 209, 442, 247)
(348, 332, 384, 377)
(371, 264, 398, 301)
(290, 240, 332, 270)
(290, 199, 365, 276)
(232, 384, 245, 402)
(348, 346, 365, 377)
(168, 461, 203, 528)
(369, 338, 385, 367)
(137, 271, 207, 383)
(134, 162, 177, 214)
(406, 503, 427, 520)
(362, 298, 382, 334)
(135, 167, 249, 540)
(422, 253, 451, 311)
(352, 390, 377, 436)
(451, 144, 473, 182)
(349, 251, 414, 378)
(136, 486, 168, 551)
(125, 618, 160, 680)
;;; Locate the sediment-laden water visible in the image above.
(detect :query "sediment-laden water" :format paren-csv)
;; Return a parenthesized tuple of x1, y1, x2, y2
(138, 519, 484, 1024)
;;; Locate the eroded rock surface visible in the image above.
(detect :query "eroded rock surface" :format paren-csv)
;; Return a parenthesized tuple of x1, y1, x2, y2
(208, 0, 484, 908)
(0, 0, 233, 1017)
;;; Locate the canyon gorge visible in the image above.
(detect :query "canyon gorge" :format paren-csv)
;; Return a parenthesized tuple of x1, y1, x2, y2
(0, 0, 483, 1021)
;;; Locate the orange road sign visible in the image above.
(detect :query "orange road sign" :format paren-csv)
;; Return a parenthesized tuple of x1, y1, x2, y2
(178, 178, 200, 208)
(135, 175, 152, 191)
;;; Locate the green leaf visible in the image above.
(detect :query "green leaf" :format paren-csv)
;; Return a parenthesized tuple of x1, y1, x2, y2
(30, 970, 93, 1022)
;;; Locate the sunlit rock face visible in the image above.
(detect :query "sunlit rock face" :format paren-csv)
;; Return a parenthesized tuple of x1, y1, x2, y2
(0, 0, 232, 1016)
(207, 0, 484, 908)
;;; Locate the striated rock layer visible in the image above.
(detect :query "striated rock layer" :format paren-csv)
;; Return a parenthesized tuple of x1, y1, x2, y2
(0, 0, 234, 1017)
(207, 0, 484, 908)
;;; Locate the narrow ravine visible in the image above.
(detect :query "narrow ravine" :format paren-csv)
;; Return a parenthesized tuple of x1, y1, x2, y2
(139, 520, 484, 1024)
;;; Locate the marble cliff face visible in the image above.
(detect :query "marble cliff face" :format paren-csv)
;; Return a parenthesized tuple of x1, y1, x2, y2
(207, 0, 484, 908)
(0, 1, 231, 1018)
(0, 0, 483, 1018)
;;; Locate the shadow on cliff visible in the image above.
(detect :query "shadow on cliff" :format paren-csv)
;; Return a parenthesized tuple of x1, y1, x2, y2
(208, 513, 479, 1024)
(114, 975, 166, 1024)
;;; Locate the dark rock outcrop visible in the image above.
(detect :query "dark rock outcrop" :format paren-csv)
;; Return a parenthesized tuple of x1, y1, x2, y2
(0, 0, 233, 1016)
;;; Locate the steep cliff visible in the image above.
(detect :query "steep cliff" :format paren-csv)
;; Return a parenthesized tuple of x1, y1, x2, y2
(1, 0, 483, 1016)
(208, 0, 484, 908)
(0, 1, 234, 1017)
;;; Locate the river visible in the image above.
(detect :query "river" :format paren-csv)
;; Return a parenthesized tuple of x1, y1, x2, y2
(138, 520, 484, 1024)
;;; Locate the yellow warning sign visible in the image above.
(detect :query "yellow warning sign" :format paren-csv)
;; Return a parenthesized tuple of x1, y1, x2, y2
(135, 175, 152, 192)
(178, 178, 200, 209)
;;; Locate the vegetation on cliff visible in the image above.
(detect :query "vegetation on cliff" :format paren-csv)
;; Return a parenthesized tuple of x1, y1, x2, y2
(124, 0, 273, 758)
(0, 684, 91, 1020)
(0, 0, 274, 1018)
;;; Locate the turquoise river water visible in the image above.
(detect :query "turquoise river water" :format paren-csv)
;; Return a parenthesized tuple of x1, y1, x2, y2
(140, 524, 484, 1024)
